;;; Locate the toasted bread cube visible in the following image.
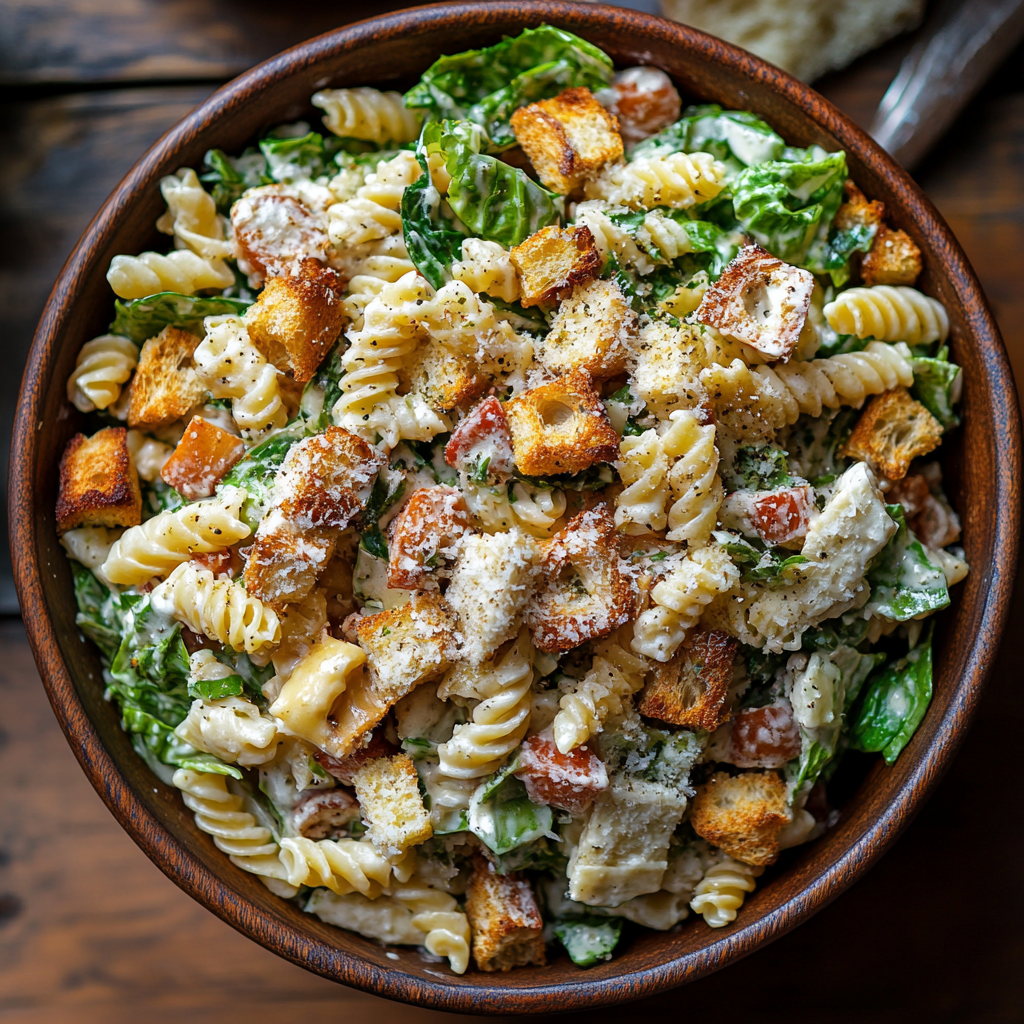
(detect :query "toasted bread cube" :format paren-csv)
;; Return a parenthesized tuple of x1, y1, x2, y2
(56, 427, 141, 535)
(355, 592, 459, 704)
(387, 486, 471, 590)
(626, 319, 709, 416)
(445, 396, 515, 482)
(690, 770, 791, 867)
(843, 387, 942, 480)
(399, 337, 488, 413)
(504, 369, 619, 477)
(726, 700, 802, 769)
(275, 426, 386, 529)
(540, 278, 637, 379)
(127, 326, 207, 428)
(445, 529, 540, 665)
(160, 415, 245, 500)
(696, 244, 814, 361)
(352, 753, 432, 857)
(526, 505, 633, 652)
(637, 629, 738, 730)
(509, 225, 601, 308)
(466, 856, 546, 972)
(861, 226, 923, 287)
(834, 180, 885, 234)
(514, 728, 609, 815)
(243, 509, 336, 605)
(312, 729, 400, 785)
(243, 258, 347, 382)
(511, 87, 624, 195)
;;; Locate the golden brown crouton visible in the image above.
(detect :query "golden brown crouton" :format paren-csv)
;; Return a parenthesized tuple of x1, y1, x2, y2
(526, 505, 633, 652)
(126, 326, 207, 428)
(696, 243, 815, 360)
(637, 629, 738, 730)
(243, 510, 337, 606)
(387, 486, 471, 590)
(56, 426, 141, 535)
(243, 258, 347, 382)
(510, 87, 624, 195)
(689, 770, 791, 867)
(861, 226, 923, 287)
(399, 337, 488, 413)
(540, 278, 637, 379)
(504, 369, 619, 476)
(466, 856, 546, 972)
(842, 387, 943, 480)
(352, 753, 433, 858)
(160, 415, 245, 500)
(355, 592, 459, 707)
(509, 225, 601, 308)
(834, 180, 885, 234)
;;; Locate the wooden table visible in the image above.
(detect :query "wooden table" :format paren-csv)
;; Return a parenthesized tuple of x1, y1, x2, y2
(1, 5, 1022, 1020)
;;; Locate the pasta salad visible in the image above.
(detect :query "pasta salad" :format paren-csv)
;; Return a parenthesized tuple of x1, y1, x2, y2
(56, 26, 968, 974)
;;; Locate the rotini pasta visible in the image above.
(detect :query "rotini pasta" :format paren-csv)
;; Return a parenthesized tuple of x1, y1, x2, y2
(106, 249, 235, 300)
(66, 335, 138, 413)
(327, 150, 420, 248)
(155, 168, 232, 259)
(585, 152, 727, 210)
(689, 858, 762, 928)
(823, 285, 949, 344)
(100, 486, 251, 585)
(451, 238, 520, 302)
(125, 429, 173, 482)
(390, 877, 472, 975)
(338, 237, 417, 329)
(463, 480, 566, 538)
(663, 411, 723, 544)
(312, 87, 422, 144)
(277, 835, 394, 896)
(615, 429, 671, 535)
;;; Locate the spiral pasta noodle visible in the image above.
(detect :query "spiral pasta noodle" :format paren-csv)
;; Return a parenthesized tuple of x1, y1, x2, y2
(155, 168, 232, 259)
(689, 858, 761, 928)
(150, 562, 282, 653)
(106, 249, 235, 300)
(100, 486, 251, 585)
(615, 429, 671, 535)
(585, 152, 727, 210)
(463, 480, 566, 538)
(126, 429, 173, 482)
(552, 635, 648, 754)
(312, 87, 423, 145)
(823, 285, 949, 344)
(327, 151, 420, 248)
(437, 630, 534, 779)
(663, 411, 723, 544)
(340, 239, 417, 329)
(278, 836, 395, 896)
(173, 769, 289, 880)
(194, 315, 287, 436)
(66, 335, 139, 413)
(390, 878, 472, 975)
(451, 238, 520, 302)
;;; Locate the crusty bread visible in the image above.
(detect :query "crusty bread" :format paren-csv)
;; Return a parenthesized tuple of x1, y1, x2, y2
(127, 326, 207, 428)
(398, 337, 488, 413)
(842, 386, 943, 480)
(56, 426, 141, 535)
(387, 486, 470, 590)
(160, 415, 245, 500)
(352, 753, 432, 858)
(243, 509, 336, 606)
(466, 856, 546, 972)
(509, 225, 601, 308)
(862, 227, 922, 287)
(660, 0, 924, 83)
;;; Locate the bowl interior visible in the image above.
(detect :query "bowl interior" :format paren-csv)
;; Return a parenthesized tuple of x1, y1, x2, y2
(11, 2, 1020, 1014)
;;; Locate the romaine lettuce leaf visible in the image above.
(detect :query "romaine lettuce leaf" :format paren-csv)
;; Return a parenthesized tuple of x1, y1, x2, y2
(468, 770, 553, 855)
(202, 147, 269, 214)
(110, 292, 251, 343)
(71, 560, 125, 663)
(219, 427, 303, 530)
(260, 123, 344, 184)
(553, 917, 623, 967)
(632, 104, 785, 167)
(725, 443, 793, 490)
(911, 347, 962, 429)
(300, 341, 345, 431)
(715, 532, 809, 587)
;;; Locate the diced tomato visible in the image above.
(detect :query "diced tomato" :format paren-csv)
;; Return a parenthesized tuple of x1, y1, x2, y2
(602, 67, 682, 145)
(312, 730, 399, 785)
(190, 548, 239, 577)
(514, 729, 609, 815)
(729, 699, 802, 769)
(751, 486, 814, 546)
(444, 396, 515, 480)
(387, 486, 470, 589)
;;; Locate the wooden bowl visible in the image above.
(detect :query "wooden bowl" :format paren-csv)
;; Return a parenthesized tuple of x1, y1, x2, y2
(9, 1, 1021, 1013)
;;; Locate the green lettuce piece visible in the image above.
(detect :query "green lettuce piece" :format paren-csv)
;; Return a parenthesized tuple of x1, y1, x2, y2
(219, 427, 303, 530)
(726, 443, 792, 490)
(260, 124, 343, 184)
(632, 104, 785, 168)
(202, 147, 269, 214)
(553, 917, 623, 967)
(188, 674, 244, 700)
(71, 560, 126, 663)
(865, 505, 949, 621)
(469, 770, 553, 856)
(818, 223, 877, 286)
(405, 25, 613, 150)
(715, 532, 809, 587)
(850, 631, 933, 764)
(779, 407, 857, 486)
(911, 347, 961, 429)
(110, 292, 251, 344)
(300, 342, 345, 431)
(732, 149, 847, 268)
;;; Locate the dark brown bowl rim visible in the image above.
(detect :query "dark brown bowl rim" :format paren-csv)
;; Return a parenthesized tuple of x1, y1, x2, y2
(9, 1, 1022, 1014)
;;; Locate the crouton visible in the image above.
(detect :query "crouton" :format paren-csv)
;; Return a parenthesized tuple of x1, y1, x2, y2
(352, 753, 433, 857)
(689, 770, 791, 867)
(526, 505, 633, 652)
(243, 258, 347, 382)
(466, 856, 546, 972)
(504, 369, 619, 476)
(445, 396, 515, 482)
(834, 180, 885, 234)
(445, 530, 540, 665)
(160, 415, 245, 500)
(696, 244, 815, 360)
(637, 629, 738, 730)
(398, 337, 488, 413)
(509, 225, 601, 307)
(626, 319, 709, 416)
(387, 486, 471, 589)
(56, 426, 141, 535)
(275, 426, 386, 529)
(861, 226, 923, 287)
(726, 699, 803, 769)
(842, 387, 942, 480)
(311, 729, 400, 785)
(243, 509, 337, 605)
(540, 278, 638, 379)
(510, 86, 624, 195)
(514, 727, 609, 815)
(126, 326, 207, 428)
(355, 592, 459, 704)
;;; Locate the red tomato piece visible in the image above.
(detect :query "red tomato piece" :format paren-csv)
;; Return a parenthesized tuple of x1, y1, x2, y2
(387, 486, 470, 589)
(190, 548, 239, 577)
(514, 729, 609, 815)
(729, 699, 802, 769)
(444, 396, 515, 481)
(751, 486, 814, 546)
(603, 67, 682, 145)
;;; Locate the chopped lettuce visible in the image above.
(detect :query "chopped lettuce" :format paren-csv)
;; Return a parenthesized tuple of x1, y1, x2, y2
(468, 769, 553, 856)
(219, 427, 302, 530)
(405, 25, 613, 150)
(110, 292, 251, 344)
(71, 560, 126, 662)
(726, 443, 793, 490)
(850, 630, 933, 764)
(300, 341, 345, 431)
(911, 347, 962, 430)
(259, 123, 344, 184)
(202, 147, 269, 214)
(716, 532, 809, 586)
(553, 917, 623, 967)
(779, 407, 857, 486)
